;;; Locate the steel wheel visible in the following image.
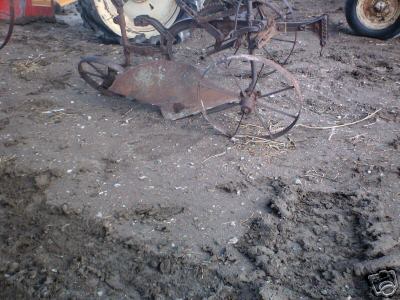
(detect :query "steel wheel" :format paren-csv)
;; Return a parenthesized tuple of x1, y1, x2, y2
(199, 55, 303, 140)
(78, 56, 124, 96)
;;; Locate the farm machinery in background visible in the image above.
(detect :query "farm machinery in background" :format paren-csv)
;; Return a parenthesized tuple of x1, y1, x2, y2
(346, 0, 400, 39)
(1, 0, 399, 51)
(76, 0, 399, 43)
(0, 0, 70, 50)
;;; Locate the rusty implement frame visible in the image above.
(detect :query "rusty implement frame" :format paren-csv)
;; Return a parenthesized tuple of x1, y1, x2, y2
(0, 0, 15, 51)
(79, 0, 329, 140)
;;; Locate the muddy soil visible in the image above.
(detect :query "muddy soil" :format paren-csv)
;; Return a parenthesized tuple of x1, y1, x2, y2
(0, 0, 399, 299)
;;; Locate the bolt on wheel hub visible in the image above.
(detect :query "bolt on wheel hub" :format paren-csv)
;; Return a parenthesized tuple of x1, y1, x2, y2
(374, 1, 388, 12)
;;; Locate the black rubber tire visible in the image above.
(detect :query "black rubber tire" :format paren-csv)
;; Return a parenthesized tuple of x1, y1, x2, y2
(77, 0, 119, 44)
(77, 0, 198, 44)
(345, 0, 400, 40)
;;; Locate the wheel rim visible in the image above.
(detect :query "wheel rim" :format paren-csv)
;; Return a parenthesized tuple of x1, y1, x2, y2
(92, 0, 180, 39)
(78, 56, 124, 96)
(199, 55, 303, 140)
(356, 0, 400, 30)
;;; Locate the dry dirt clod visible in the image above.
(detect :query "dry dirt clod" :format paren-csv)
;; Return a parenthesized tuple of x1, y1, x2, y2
(354, 252, 400, 277)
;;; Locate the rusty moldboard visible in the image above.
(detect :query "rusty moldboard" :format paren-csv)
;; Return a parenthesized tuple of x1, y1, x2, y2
(109, 60, 239, 120)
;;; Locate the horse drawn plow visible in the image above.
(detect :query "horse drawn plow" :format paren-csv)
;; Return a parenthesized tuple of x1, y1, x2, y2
(78, 0, 329, 139)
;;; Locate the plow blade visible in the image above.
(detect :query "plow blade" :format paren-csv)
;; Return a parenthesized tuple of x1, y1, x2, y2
(109, 60, 239, 120)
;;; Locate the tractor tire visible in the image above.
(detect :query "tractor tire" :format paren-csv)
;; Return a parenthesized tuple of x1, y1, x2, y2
(77, 0, 199, 44)
(345, 0, 400, 39)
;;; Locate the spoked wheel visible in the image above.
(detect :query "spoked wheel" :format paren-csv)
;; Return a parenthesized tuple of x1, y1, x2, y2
(78, 56, 124, 96)
(199, 54, 303, 140)
(0, 0, 15, 51)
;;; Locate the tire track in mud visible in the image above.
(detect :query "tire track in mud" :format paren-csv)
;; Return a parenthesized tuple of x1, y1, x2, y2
(236, 178, 400, 299)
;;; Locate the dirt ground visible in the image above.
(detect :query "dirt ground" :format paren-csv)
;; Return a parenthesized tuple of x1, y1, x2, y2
(0, 0, 399, 299)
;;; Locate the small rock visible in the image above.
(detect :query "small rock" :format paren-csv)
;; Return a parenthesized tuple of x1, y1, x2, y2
(44, 276, 54, 285)
(228, 237, 239, 245)
(34, 173, 51, 189)
(159, 259, 172, 274)
(87, 278, 99, 288)
(61, 203, 70, 215)
(0, 117, 10, 130)
(7, 262, 20, 274)
(106, 274, 124, 290)
(28, 270, 37, 279)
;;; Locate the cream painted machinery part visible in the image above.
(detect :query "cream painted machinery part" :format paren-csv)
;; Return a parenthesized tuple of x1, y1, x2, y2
(56, 0, 78, 7)
(92, 0, 180, 39)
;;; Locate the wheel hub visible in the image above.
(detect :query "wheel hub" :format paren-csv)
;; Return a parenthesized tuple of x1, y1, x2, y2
(374, 1, 388, 12)
(356, 0, 400, 30)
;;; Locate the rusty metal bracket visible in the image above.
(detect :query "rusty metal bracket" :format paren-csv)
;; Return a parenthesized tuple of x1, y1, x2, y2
(276, 14, 329, 48)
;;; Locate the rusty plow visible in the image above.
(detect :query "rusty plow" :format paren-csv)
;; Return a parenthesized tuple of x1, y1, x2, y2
(78, 0, 328, 140)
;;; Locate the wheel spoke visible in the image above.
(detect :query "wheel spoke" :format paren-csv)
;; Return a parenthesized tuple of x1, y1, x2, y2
(87, 61, 107, 76)
(221, 60, 245, 95)
(282, 32, 297, 65)
(78, 57, 122, 97)
(83, 70, 106, 79)
(232, 112, 244, 137)
(259, 86, 294, 99)
(257, 101, 297, 119)
(255, 110, 273, 136)
(204, 102, 239, 115)
(263, 32, 297, 65)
